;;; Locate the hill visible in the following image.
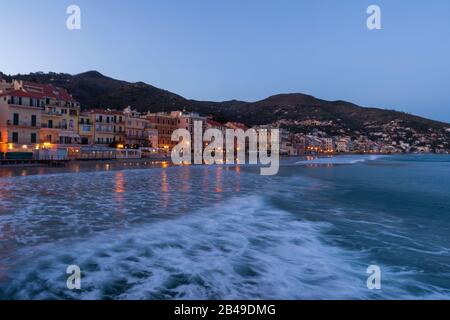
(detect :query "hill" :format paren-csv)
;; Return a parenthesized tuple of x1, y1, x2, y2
(1, 70, 448, 134)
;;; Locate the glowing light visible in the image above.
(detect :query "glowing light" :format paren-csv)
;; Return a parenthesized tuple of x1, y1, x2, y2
(117, 144, 124, 149)
(22, 145, 28, 149)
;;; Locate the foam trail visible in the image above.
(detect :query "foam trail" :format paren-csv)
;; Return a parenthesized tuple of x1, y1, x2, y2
(296, 155, 386, 165)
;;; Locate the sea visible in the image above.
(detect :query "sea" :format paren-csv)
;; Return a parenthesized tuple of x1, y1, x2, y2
(0, 154, 449, 299)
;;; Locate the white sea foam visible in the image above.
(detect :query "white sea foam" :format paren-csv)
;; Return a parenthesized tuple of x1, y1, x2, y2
(2, 194, 446, 300)
(0, 196, 362, 299)
(295, 155, 386, 165)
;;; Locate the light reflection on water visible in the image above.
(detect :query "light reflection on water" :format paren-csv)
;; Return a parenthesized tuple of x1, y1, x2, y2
(0, 160, 171, 179)
(0, 155, 449, 299)
(0, 162, 249, 259)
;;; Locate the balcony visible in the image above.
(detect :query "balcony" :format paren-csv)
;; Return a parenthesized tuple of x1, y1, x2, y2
(95, 128, 115, 133)
(7, 103, 44, 110)
(43, 111, 63, 116)
(7, 120, 39, 128)
(125, 134, 149, 141)
(41, 124, 69, 130)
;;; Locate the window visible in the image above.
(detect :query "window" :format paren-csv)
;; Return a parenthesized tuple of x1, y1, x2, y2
(31, 115, 37, 127)
(31, 133, 37, 144)
(12, 132, 18, 143)
(48, 120, 53, 129)
(13, 113, 19, 125)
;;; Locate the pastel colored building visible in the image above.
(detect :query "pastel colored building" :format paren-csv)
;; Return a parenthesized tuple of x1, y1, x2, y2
(88, 109, 124, 145)
(123, 107, 150, 147)
(78, 112, 95, 144)
(147, 112, 178, 149)
(0, 90, 42, 150)
(12, 81, 81, 145)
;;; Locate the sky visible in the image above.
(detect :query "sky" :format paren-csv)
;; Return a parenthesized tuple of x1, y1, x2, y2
(0, 0, 450, 122)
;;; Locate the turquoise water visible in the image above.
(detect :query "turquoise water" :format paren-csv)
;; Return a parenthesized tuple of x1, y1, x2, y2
(0, 155, 449, 299)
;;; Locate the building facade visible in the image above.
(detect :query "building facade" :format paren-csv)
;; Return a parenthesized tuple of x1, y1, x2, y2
(0, 90, 42, 149)
(123, 107, 150, 147)
(147, 112, 178, 149)
(78, 112, 94, 145)
(89, 109, 123, 145)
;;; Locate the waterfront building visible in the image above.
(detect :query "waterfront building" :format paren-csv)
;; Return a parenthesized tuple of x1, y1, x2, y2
(0, 80, 81, 149)
(147, 127, 159, 148)
(323, 137, 334, 152)
(147, 112, 178, 150)
(123, 107, 150, 147)
(174, 111, 208, 155)
(0, 90, 42, 149)
(294, 135, 307, 155)
(336, 138, 351, 153)
(14, 81, 80, 145)
(89, 109, 122, 145)
(78, 112, 95, 144)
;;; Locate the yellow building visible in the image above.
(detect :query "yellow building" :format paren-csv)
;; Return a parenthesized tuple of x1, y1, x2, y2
(78, 112, 94, 145)
(0, 90, 42, 151)
(11, 80, 81, 145)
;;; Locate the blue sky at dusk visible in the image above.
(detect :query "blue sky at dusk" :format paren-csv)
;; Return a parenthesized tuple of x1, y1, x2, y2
(0, 0, 449, 122)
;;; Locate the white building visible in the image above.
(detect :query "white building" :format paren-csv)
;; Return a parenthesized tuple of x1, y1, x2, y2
(336, 139, 350, 152)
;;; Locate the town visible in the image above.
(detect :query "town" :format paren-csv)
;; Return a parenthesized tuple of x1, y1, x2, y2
(0, 75, 448, 164)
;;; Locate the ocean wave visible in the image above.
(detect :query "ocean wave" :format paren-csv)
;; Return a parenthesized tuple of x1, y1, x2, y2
(2, 194, 448, 300)
(295, 155, 387, 165)
(0, 195, 377, 300)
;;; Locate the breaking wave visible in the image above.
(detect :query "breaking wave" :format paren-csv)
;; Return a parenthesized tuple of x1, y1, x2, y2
(2, 195, 446, 300)
(295, 155, 387, 165)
